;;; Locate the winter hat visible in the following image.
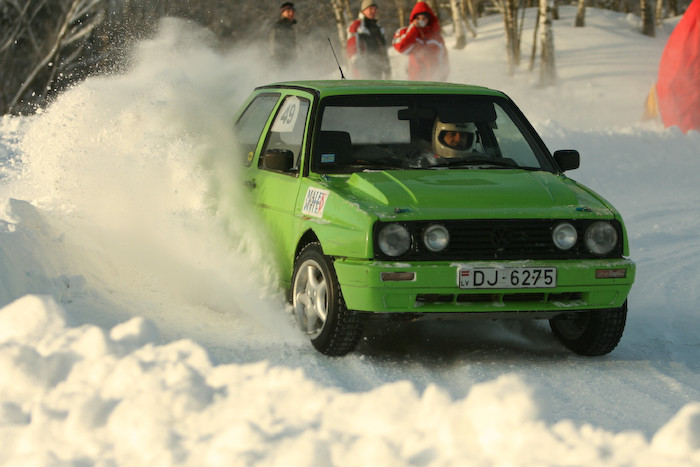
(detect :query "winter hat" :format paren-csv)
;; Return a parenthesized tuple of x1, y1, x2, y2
(280, 2, 295, 13)
(361, 0, 378, 11)
(410, 2, 434, 22)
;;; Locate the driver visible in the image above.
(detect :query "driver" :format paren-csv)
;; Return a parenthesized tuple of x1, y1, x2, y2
(433, 118, 477, 157)
(411, 118, 477, 167)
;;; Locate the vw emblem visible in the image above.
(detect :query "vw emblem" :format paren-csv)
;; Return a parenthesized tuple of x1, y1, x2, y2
(491, 227, 511, 248)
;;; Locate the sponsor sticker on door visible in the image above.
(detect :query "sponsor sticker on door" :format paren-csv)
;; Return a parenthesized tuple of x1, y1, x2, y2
(302, 187, 329, 218)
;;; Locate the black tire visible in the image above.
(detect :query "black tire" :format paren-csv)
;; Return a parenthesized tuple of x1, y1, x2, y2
(549, 301, 628, 356)
(291, 243, 363, 356)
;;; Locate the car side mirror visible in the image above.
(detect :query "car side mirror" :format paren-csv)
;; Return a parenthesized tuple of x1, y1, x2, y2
(262, 149, 294, 172)
(553, 150, 580, 172)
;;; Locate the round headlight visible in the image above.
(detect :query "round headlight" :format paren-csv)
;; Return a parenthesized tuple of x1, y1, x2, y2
(585, 221, 618, 255)
(552, 223, 577, 250)
(378, 224, 411, 257)
(423, 224, 449, 252)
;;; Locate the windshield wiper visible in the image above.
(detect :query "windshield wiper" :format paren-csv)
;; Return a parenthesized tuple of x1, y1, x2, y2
(355, 158, 405, 171)
(431, 157, 520, 169)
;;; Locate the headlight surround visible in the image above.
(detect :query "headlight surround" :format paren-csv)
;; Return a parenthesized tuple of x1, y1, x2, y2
(378, 223, 411, 257)
(552, 222, 578, 250)
(585, 221, 618, 255)
(423, 224, 450, 252)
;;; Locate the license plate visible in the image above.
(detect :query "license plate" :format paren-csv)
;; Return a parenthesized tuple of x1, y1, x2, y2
(458, 267, 557, 289)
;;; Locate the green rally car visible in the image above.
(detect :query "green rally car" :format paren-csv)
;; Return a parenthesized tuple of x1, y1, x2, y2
(234, 80, 635, 356)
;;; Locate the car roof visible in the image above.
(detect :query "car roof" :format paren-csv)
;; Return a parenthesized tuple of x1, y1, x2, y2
(254, 80, 506, 99)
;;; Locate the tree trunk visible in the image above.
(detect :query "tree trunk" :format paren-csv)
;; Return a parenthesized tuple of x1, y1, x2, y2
(668, 0, 678, 16)
(575, 0, 586, 27)
(425, 0, 439, 13)
(655, 0, 664, 25)
(394, 0, 406, 27)
(539, 0, 556, 86)
(641, 0, 655, 36)
(328, 0, 349, 47)
(502, 0, 520, 75)
(529, 8, 540, 71)
(466, 0, 479, 28)
(451, 0, 467, 49)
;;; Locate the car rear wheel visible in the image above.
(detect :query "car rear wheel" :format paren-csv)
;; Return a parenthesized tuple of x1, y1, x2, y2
(292, 243, 363, 356)
(549, 301, 628, 356)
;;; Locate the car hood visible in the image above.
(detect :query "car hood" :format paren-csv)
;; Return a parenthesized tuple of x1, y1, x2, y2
(334, 169, 614, 219)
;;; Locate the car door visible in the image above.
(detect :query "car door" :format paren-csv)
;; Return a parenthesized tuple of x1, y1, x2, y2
(247, 92, 312, 278)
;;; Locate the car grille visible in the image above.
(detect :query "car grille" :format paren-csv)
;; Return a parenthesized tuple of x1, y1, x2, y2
(373, 219, 624, 260)
(416, 291, 582, 304)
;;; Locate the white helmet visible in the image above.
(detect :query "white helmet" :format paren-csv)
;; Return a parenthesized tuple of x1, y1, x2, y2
(432, 118, 477, 158)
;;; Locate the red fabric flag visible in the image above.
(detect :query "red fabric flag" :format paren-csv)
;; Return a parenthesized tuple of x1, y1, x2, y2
(656, 0, 700, 132)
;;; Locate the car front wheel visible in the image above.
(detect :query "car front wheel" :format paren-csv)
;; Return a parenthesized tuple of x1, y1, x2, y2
(292, 243, 363, 356)
(549, 301, 628, 356)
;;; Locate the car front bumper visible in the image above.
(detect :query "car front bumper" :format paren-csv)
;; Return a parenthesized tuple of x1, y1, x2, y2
(333, 258, 635, 314)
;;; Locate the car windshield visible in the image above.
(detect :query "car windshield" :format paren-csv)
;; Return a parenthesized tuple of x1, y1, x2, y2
(313, 94, 554, 173)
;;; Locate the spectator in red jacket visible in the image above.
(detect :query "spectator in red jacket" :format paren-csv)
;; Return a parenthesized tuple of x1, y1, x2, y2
(346, 0, 391, 79)
(392, 1, 449, 81)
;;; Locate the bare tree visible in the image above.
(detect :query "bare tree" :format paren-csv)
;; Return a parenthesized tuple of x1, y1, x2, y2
(500, 0, 521, 75)
(328, 0, 351, 46)
(539, 0, 556, 86)
(575, 0, 587, 26)
(393, 0, 408, 27)
(654, 0, 664, 25)
(640, 0, 655, 36)
(529, 7, 540, 71)
(464, 0, 480, 28)
(668, 0, 679, 16)
(424, 0, 439, 12)
(1, 0, 105, 114)
(451, 0, 468, 49)
(458, 0, 479, 39)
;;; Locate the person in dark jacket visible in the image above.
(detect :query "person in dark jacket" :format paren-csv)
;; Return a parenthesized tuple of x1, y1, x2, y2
(346, 0, 391, 79)
(270, 2, 297, 67)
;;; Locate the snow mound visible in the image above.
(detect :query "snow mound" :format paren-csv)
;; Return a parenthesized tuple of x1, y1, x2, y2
(653, 403, 700, 456)
(1, 297, 699, 465)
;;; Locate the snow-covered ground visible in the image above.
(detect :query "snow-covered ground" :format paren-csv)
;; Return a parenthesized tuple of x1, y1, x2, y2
(1, 7, 700, 465)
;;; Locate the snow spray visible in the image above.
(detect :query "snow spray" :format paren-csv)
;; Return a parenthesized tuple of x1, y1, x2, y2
(13, 18, 305, 346)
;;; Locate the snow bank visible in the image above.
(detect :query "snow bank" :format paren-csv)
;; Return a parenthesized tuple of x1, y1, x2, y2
(1, 296, 699, 466)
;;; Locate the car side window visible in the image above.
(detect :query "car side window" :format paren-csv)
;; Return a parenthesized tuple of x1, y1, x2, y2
(260, 96, 310, 174)
(234, 94, 280, 166)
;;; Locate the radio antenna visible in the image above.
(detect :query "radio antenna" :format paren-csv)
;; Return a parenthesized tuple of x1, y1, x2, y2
(327, 38, 346, 80)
